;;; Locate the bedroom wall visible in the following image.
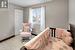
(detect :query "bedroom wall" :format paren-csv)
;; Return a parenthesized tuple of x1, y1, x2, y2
(0, 4, 23, 40)
(23, 8, 29, 23)
(0, 9, 10, 40)
(69, 0, 75, 25)
(23, 0, 69, 29)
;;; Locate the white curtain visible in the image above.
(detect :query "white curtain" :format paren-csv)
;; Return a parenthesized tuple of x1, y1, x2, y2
(29, 8, 33, 28)
(29, 7, 45, 31)
(40, 7, 45, 31)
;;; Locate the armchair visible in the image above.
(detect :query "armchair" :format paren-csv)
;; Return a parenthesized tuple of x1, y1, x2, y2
(20, 23, 32, 41)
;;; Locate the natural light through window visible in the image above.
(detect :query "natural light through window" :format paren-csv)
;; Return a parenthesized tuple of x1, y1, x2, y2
(29, 7, 45, 32)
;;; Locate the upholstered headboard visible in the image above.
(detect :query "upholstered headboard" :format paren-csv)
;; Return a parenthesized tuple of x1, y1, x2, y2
(70, 24, 75, 49)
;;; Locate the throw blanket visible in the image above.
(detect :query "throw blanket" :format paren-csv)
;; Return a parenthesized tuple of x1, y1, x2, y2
(39, 38, 73, 50)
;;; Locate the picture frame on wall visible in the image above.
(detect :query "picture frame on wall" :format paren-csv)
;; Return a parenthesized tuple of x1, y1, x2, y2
(0, 0, 8, 8)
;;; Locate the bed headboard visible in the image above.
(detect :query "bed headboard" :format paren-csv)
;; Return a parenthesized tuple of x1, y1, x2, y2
(70, 24, 75, 48)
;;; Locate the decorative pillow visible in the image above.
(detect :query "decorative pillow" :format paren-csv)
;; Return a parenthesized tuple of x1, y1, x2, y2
(56, 28, 73, 46)
(23, 23, 30, 32)
(62, 31, 73, 45)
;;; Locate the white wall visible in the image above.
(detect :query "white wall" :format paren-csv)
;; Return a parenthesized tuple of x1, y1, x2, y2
(23, 0, 68, 29)
(69, 0, 75, 25)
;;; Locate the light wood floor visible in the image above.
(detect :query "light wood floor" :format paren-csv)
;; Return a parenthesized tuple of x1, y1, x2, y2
(0, 35, 34, 50)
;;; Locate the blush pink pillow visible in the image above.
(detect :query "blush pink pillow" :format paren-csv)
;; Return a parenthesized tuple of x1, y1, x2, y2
(56, 28, 73, 45)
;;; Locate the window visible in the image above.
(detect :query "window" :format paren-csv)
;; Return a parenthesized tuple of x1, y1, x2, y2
(29, 7, 45, 32)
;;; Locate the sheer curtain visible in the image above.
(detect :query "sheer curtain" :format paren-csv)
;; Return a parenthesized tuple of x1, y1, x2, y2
(29, 8, 33, 28)
(40, 7, 45, 31)
(29, 7, 45, 32)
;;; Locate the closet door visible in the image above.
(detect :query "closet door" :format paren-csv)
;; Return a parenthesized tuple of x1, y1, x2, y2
(15, 9, 23, 35)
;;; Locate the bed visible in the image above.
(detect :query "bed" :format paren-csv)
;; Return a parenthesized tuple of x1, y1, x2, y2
(70, 24, 75, 49)
(20, 27, 74, 50)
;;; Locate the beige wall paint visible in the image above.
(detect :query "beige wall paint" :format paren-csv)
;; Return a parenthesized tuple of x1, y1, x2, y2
(23, 0, 68, 29)
(0, 9, 10, 40)
(23, 8, 29, 23)
(0, 4, 23, 40)
(45, 0, 68, 29)
(69, 0, 75, 25)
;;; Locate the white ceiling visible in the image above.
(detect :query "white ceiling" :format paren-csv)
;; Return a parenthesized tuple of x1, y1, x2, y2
(9, 0, 52, 7)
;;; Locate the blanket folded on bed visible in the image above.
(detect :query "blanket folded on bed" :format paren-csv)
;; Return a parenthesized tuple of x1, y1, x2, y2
(37, 38, 73, 50)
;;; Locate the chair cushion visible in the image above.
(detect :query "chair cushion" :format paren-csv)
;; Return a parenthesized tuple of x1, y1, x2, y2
(20, 32, 31, 37)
